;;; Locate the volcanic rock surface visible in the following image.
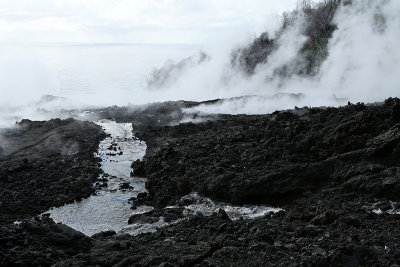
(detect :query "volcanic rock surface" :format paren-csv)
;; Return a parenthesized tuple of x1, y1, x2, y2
(2, 99, 400, 266)
(0, 119, 106, 266)
(133, 98, 400, 209)
(0, 118, 106, 224)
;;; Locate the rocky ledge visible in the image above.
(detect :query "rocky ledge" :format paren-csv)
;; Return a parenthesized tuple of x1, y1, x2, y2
(0, 118, 106, 224)
(0, 119, 106, 266)
(133, 98, 400, 208)
(2, 98, 400, 266)
(125, 97, 400, 265)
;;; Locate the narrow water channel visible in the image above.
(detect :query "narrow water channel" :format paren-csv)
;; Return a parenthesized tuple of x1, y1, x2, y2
(46, 120, 281, 237)
(46, 120, 155, 236)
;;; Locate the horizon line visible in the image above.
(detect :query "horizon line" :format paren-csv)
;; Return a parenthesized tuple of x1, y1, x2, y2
(0, 42, 204, 47)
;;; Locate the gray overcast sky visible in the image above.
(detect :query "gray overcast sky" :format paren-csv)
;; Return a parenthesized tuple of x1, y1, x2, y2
(0, 0, 300, 44)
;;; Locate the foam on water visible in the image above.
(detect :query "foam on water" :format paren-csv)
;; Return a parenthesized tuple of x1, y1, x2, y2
(178, 193, 282, 220)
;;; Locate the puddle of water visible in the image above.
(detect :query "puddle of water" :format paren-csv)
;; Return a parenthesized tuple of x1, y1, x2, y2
(178, 192, 282, 220)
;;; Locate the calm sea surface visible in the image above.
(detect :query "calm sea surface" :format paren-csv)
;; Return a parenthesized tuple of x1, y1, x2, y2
(1, 43, 201, 106)
(0, 43, 202, 126)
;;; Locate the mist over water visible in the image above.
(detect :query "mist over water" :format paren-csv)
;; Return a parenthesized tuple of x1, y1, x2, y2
(1, 0, 400, 127)
(0, 44, 201, 127)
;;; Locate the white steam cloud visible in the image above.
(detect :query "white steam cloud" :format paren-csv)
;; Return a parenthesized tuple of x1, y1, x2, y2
(0, 0, 399, 127)
(166, 0, 400, 115)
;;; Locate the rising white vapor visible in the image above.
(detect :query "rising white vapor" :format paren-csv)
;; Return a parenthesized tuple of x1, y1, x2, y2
(1, 0, 399, 126)
(181, 0, 400, 114)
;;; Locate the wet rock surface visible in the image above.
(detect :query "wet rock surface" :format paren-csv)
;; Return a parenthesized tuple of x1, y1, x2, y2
(2, 98, 400, 266)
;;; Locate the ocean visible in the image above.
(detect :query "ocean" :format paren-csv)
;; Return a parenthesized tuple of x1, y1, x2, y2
(28, 44, 201, 104)
(0, 43, 202, 126)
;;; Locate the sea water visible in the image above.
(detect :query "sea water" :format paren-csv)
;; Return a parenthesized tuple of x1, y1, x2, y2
(0, 43, 201, 126)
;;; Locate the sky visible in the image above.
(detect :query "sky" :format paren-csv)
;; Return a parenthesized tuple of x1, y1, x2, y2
(0, 0, 299, 44)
